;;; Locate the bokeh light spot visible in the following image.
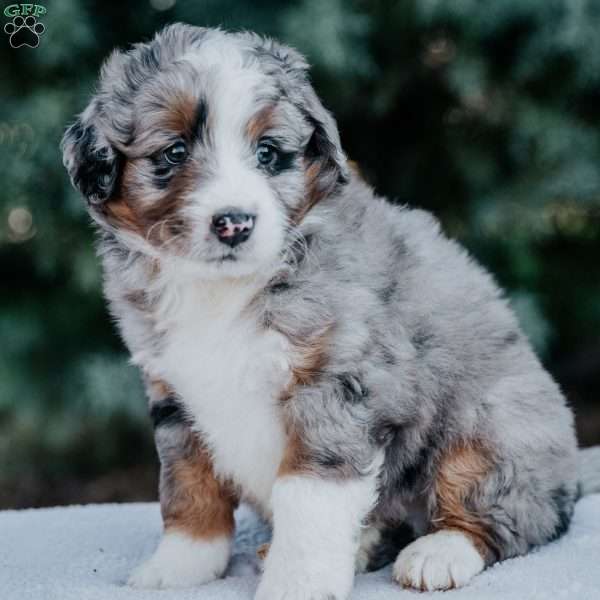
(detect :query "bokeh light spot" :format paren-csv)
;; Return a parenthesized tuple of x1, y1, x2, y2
(149, 0, 176, 11)
(7, 207, 35, 242)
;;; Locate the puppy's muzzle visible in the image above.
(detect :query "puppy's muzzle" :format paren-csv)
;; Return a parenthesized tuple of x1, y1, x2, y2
(211, 211, 256, 248)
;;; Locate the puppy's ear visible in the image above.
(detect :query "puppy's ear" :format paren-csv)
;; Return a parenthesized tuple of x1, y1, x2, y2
(299, 85, 350, 200)
(61, 105, 122, 206)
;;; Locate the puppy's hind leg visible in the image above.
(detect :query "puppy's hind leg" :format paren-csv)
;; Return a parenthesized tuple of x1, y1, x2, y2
(393, 438, 577, 591)
(393, 441, 490, 591)
(128, 382, 238, 589)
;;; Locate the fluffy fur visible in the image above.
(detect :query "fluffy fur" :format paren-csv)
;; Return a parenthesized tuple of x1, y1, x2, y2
(62, 24, 597, 599)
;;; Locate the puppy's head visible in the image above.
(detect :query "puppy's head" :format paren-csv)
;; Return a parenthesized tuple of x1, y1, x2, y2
(62, 24, 348, 278)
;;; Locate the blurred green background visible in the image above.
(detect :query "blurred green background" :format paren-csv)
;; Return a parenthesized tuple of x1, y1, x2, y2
(1, 0, 599, 509)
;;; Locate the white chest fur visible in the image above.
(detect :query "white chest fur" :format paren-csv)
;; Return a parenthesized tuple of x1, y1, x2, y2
(150, 276, 291, 513)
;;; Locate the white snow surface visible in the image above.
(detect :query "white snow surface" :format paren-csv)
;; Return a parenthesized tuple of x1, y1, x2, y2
(2, 496, 600, 600)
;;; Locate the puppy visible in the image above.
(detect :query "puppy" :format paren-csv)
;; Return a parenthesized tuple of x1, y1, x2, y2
(62, 24, 597, 598)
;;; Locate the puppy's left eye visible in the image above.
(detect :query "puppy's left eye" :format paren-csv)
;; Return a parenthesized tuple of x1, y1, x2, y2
(257, 142, 279, 168)
(164, 141, 188, 165)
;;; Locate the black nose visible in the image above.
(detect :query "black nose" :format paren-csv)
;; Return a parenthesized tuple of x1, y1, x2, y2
(211, 211, 256, 248)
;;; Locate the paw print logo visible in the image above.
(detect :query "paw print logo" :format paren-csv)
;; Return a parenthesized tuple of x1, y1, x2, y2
(4, 15, 45, 48)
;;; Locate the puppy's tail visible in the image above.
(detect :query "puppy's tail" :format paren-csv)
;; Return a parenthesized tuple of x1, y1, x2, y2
(578, 446, 600, 496)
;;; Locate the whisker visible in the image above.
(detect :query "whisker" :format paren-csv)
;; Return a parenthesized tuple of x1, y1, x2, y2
(282, 218, 319, 271)
(145, 218, 170, 243)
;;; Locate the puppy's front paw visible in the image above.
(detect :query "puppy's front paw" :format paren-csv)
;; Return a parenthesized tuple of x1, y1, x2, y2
(392, 530, 484, 591)
(127, 531, 231, 589)
(255, 575, 347, 600)
(255, 556, 353, 600)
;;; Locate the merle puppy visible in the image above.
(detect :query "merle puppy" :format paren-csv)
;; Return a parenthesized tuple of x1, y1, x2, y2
(62, 24, 599, 599)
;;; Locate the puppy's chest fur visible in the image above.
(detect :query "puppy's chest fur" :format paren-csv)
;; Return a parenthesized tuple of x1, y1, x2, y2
(150, 278, 291, 513)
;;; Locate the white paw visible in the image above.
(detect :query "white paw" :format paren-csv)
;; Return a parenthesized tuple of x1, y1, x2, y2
(255, 574, 350, 600)
(392, 530, 484, 591)
(127, 531, 231, 589)
(255, 554, 354, 600)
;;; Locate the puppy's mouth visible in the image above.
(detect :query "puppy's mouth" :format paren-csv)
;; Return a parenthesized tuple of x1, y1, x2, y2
(197, 236, 250, 264)
(205, 249, 242, 264)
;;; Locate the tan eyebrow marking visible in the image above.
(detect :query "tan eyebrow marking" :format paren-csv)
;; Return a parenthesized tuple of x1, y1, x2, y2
(246, 104, 277, 143)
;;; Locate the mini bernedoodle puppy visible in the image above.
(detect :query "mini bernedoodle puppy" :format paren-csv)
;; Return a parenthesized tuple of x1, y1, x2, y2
(62, 24, 600, 598)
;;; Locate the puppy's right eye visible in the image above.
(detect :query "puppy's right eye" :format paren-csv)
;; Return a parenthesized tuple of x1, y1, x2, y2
(164, 142, 188, 165)
(257, 142, 279, 168)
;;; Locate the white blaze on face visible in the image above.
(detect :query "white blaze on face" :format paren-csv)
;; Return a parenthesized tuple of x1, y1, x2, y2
(180, 42, 288, 277)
